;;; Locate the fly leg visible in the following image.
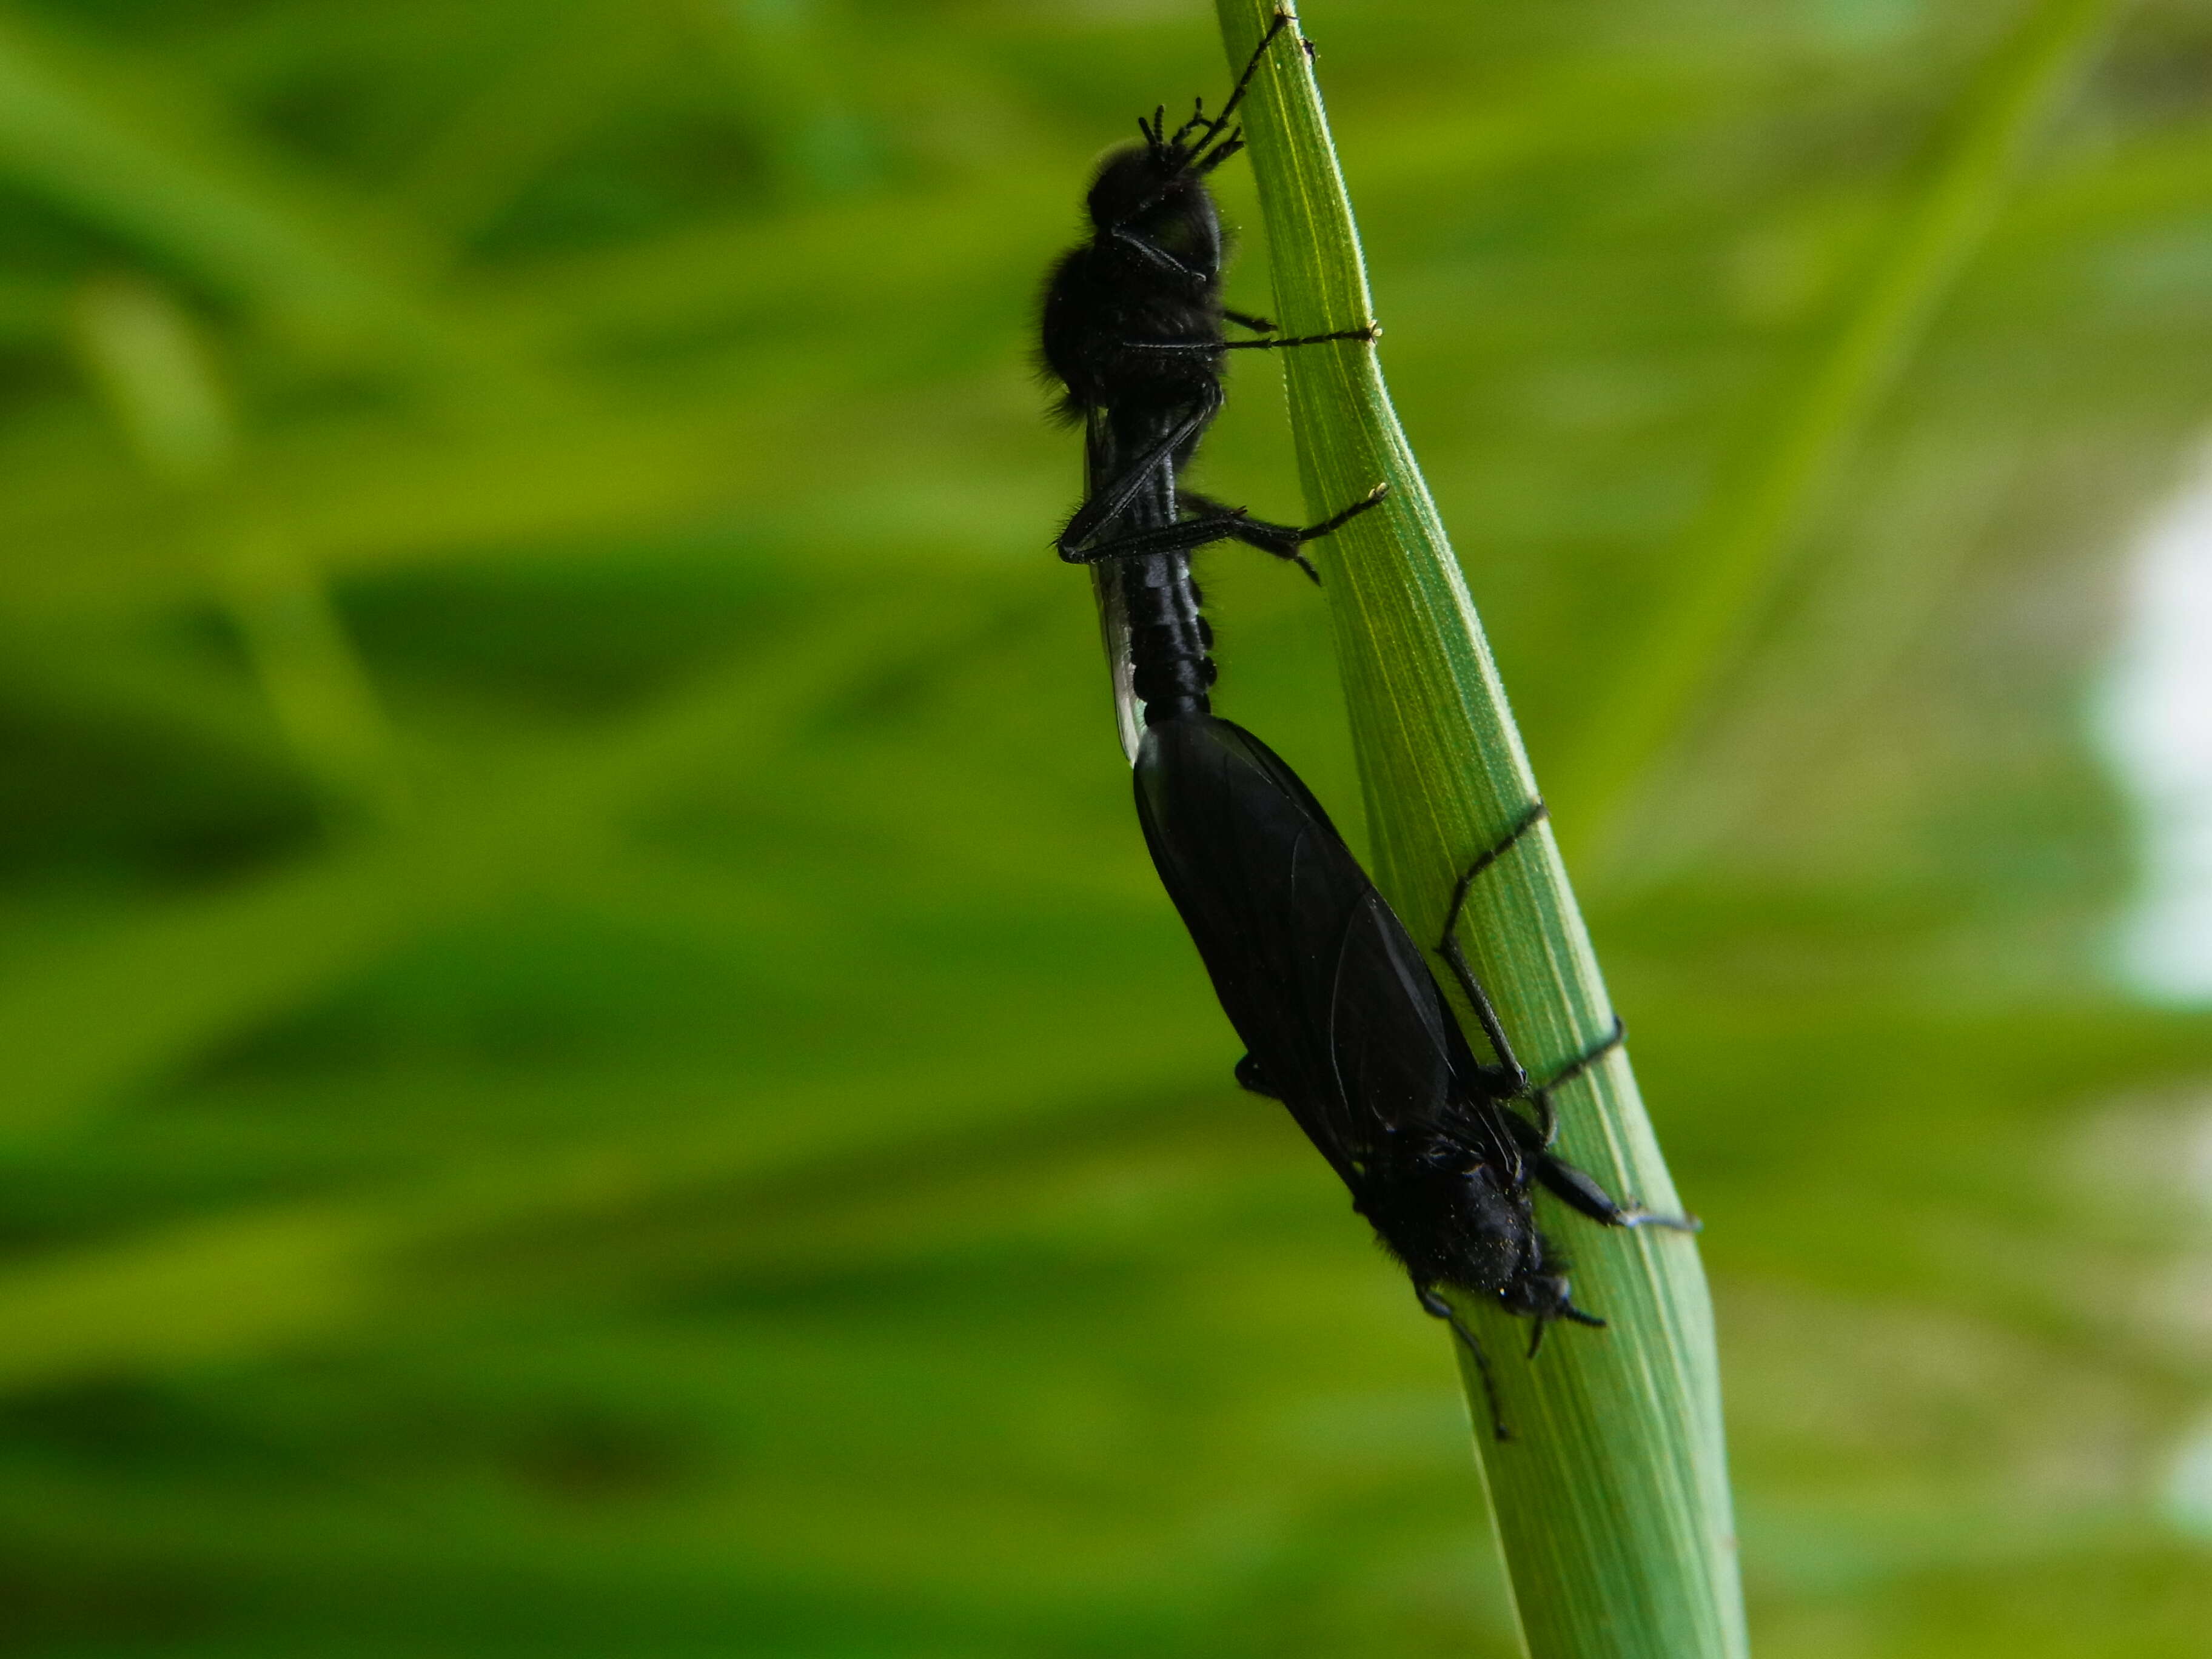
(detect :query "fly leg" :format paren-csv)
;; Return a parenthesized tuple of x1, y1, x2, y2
(1497, 1068, 1701, 1235)
(1525, 1299, 1607, 1359)
(1417, 1284, 1513, 1443)
(1105, 224, 1212, 287)
(1122, 322, 1380, 353)
(1509, 1025, 1698, 1230)
(1118, 11, 1292, 220)
(1525, 1016, 1624, 1147)
(1435, 800, 1550, 1085)
(1056, 387, 1221, 558)
(1064, 478, 1388, 575)
(1180, 10, 1293, 169)
(1216, 323, 1380, 350)
(1178, 484, 1388, 581)
(1526, 1142, 1701, 1235)
(1057, 378, 1381, 569)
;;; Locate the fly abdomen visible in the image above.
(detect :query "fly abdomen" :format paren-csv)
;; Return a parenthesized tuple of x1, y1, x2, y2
(1125, 554, 1216, 726)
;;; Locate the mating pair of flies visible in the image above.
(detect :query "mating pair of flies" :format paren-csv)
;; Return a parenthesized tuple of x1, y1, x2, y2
(1038, 13, 1692, 1433)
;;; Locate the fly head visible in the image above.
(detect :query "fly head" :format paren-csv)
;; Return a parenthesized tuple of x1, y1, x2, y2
(1492, 1227, 1606, 1352)
(1084, 144, 1225, 294)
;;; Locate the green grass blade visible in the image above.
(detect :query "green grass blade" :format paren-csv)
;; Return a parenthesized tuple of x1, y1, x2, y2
(1552, 0, 2123, 850)
(0, 598, 933, 1139)
(1212, 5, 1744, 1655)
(73, 274, 415, 830)
(0, 6, 419, 343)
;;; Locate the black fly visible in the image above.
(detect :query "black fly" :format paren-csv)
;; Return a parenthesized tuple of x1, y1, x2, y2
(1040, 13, 1692, 1436)
(1039, 10, 1383, 759)
(1138, 731, 1695, 1433)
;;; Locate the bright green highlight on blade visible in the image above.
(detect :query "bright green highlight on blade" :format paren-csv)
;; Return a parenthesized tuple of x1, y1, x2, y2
(1211, 5, 1746, 1656)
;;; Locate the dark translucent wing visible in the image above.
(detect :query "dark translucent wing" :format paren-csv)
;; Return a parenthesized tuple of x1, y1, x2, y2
(1134, 715, 1462, 1188)
(1083, 408, 1145, 763)
(1332, 896, 1533, 1192)
(1091, 560, 1141, 765)
(1324, 886, 1467, 1138)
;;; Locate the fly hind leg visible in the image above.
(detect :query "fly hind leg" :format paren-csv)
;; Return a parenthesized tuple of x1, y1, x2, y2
(1059, 482, 1385, 578)
(1178, 483, 1388, 582)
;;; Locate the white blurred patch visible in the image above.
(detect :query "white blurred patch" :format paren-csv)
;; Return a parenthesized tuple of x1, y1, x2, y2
(2162, 1415, 2212, 1539)
(2092, 444, 2212, 1002)
(2074, 1093, 2212, 1218)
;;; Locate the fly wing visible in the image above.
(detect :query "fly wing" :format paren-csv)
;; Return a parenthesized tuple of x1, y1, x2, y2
(1324, 886, 1466, 1139)
(1091, 560, 1143, 766)
(1085, 408, 1145, 763)
(1134, 714, 1459, 1188)
(1326, 862, 1532, 1184)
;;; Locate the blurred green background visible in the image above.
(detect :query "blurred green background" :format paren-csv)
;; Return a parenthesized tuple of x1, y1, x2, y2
(2, 0, 2211, 1653)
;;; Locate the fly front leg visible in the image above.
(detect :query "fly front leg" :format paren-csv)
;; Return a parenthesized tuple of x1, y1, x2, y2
(1527, 1144, 1701, 1236)
(1115, 11, 1292, 225)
